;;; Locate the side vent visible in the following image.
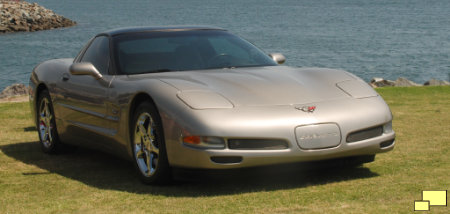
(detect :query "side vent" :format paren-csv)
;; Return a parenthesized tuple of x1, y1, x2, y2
(228, 139, 288, 150)
(347, 126, 383, 143)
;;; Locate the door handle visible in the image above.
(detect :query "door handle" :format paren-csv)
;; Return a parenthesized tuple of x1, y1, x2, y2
(62, 73, 70, 81)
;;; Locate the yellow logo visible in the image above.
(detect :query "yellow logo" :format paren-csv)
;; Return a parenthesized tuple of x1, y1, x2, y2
(414, 190, 447, 211)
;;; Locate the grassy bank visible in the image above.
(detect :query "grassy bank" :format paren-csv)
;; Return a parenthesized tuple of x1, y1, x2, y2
(0, 86, 449, 213)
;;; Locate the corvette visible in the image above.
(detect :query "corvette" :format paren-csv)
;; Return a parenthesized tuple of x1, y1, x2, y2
(29, 26, 395, 184)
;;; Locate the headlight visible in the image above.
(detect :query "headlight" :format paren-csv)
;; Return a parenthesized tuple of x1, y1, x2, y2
(336, 80, 378, 99)
(177, 90, 234, 109)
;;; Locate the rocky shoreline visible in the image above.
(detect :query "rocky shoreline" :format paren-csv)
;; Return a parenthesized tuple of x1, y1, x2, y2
(369, 77, 450, 88)
(0, 83, 28, 103)
(0, 83, 27, 98)
(0, 0, 76, 33)
(0, 78, 449, 102)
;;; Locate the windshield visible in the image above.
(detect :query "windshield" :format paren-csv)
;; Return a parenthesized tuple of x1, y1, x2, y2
(112, 30, 277, 74)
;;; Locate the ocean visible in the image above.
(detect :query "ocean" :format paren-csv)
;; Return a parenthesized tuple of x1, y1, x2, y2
(1, 0, 449, 90)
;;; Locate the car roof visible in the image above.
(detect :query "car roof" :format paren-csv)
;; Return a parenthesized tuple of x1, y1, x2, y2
(100, 26, 226, 37)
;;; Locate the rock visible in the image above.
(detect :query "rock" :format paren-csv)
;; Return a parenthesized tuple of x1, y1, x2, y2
(369, 77, 448, 88)
(370, 77, 395, 88)
(393, 77, 420, 87)
(0, 83, 28, 98)
(0, 0, 76, 34)
(11, 23, 28, 31)
(424, 79, 450, 86)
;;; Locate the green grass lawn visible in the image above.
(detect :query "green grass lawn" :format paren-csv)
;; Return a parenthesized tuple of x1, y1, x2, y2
(0, 86, 449, 213)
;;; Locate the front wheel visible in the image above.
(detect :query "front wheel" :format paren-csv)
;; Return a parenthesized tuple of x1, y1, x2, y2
(131, 101, 171, 184)
(37, 90, 62, 153)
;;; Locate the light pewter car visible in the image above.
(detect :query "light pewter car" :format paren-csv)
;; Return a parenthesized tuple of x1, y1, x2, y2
(29, 26, 395, 184)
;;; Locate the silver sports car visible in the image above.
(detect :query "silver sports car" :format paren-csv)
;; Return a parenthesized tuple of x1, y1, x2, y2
(29, 26, 395, 184)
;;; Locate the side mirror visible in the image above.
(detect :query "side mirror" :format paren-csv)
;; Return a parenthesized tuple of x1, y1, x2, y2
(69, 63, 103, 79)
(269, 53, 286, 65)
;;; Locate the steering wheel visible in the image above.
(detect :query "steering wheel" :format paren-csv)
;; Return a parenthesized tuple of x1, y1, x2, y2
(207, 53, 232, 68)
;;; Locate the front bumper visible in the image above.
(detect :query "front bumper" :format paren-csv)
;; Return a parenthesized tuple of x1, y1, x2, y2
(163, 96, 395, 169)
(168, 132, 394, 169)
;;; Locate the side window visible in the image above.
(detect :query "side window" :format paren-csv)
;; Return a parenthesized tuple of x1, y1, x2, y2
(80, 36, 110, 74)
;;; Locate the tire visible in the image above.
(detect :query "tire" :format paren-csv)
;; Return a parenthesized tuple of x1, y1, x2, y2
(36, 89, 62, 154)
(131, 101, 171, 184)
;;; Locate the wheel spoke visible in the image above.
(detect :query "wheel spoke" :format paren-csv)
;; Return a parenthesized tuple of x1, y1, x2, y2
(150, 140, 159, 154)
(44, 100, 50, 117)
(40, 110, 46, 122)
(135, 145, 144, 158)
(47, 112, 53, 122)
(137, 115, 148, 135)
(149, 124, 156, 141)
(44, 101, 52, 123)
(150, 153, 158, 173)
(134, 129, 142, 143)
(147, 121, 159, 154)
(39, 117, 46, 126)
(47, 126, 53, 142)
(138, 123, 147, 137)
(143, 138, 151, 151)
(145, 151, 152, 173)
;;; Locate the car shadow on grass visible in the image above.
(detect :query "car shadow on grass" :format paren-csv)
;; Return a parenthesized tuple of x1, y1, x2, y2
(23, 126, 37, 132)
(1, 141, 379, 196)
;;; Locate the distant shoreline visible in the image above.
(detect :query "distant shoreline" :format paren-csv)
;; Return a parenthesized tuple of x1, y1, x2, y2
(0, 0, 76, 33)
(1, 78, 449, 103)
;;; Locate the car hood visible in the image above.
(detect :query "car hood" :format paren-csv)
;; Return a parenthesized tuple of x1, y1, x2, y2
(157, 66, 370, 108)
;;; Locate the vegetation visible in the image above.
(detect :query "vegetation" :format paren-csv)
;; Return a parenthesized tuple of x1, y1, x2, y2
(0, 86, 449, 213)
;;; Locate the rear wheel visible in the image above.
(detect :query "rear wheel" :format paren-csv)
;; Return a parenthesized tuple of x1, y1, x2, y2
(37, 90, 62, 154)
(131, 101, 171, 184)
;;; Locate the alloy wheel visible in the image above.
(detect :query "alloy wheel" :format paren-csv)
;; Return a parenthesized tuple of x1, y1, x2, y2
(133, 112, 160, 177)
(38, 97, 54, 148)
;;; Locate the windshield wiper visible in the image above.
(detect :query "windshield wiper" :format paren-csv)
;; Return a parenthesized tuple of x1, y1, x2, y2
(205, 66, 235, 70)
(206, 64, 267, 70)
(231, 65, 264, 69)
(137, 68, 174, 74)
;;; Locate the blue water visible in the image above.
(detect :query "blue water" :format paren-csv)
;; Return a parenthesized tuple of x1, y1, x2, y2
(1, 0, 450, 90)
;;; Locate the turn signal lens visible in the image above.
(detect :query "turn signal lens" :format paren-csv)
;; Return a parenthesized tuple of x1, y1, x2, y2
(182, 136, 225, 149)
